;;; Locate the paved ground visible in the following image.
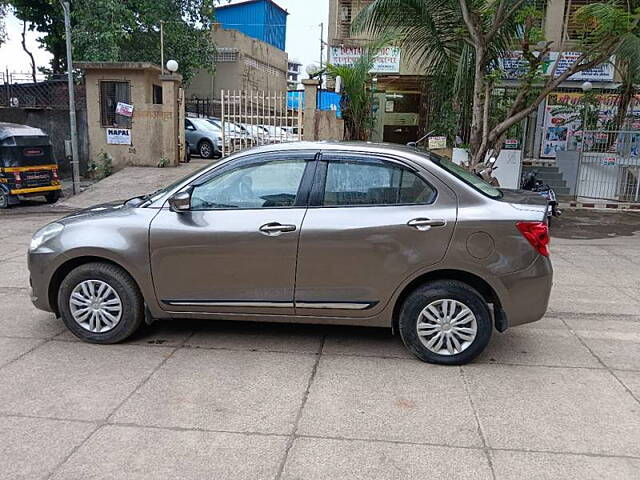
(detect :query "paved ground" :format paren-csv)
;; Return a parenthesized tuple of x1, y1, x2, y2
(1, 198, 640, 478)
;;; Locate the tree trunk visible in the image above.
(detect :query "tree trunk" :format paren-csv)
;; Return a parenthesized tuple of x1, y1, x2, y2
(21, 21, 37, 83)
(468, 48, 488, 169)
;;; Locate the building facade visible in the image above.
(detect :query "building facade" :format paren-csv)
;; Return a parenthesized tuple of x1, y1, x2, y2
(287, 60, 302, 90)
(214, 0, 288, 51)
(186, 26, 288, 100)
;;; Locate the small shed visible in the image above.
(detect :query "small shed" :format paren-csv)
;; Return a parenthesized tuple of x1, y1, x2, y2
(77, 62, 185, 170)
(215, 0, 288, 51)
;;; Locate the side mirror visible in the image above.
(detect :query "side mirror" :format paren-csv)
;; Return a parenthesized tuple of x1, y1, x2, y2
(168, 189, 192, 212)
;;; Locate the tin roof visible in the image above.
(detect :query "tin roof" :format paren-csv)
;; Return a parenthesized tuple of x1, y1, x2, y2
(0, 122, 47, 141)
(215, 0, 288, 16)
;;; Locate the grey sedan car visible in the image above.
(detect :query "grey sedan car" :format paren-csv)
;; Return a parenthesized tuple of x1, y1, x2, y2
(28, 142, 552, 364)
(185, 118, 223, 159)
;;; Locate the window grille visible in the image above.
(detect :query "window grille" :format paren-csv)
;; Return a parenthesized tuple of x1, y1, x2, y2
(99, 81, 131, 127)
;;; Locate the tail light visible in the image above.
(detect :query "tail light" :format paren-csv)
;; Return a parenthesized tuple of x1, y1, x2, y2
(516, 221, 550, 257)
(52, 169, 59, 180)
(13, 172, 22, 187)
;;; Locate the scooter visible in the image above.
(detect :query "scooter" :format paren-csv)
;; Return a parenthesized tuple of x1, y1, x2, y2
(521, 170, 561, 223)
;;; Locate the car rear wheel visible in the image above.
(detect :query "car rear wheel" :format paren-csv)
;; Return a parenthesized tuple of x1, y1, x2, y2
(198, 140, 214, 159)
(58, 262, 144, 344)
(45, 191, 60, 204)
(399, 280, 492, 365)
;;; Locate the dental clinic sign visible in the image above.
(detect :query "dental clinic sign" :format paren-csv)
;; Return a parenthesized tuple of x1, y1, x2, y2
(329, 46, 401, 73)
(499, 51, 614, 82)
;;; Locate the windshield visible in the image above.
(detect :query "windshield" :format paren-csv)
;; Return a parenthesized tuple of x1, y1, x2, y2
(192, 119, 220, 132)
(435, 157, 502, 199)
(144, 162, 213, 204)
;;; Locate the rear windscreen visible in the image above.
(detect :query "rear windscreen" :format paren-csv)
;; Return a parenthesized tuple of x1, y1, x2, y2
(1, 136, 54, 167)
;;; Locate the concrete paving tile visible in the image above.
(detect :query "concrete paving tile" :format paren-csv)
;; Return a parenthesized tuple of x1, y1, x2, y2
(491, 450, 640, 480)
(548, 285, 640, 315)
(567, 318, 640, 370)
(185, 320, 324, 353)
(282, 437, 492, 480)
(0, 260, 29, 288)
(0, 337, 43, 367)
(323, 326, 412, 358)
(55, 319, 194, 347)
(615, 370, 640, 399)
(298, 356, 483, 447)
(0, 288, 64, 339)
(510, 317, 569, 330)
(0, 416, 96, 480)
(0, 341, 169, 421)
(112, 348, 316, 434)
(477, 328, 599, 368)
(52, 425, 287, 480)
(465, 364, 640, 456)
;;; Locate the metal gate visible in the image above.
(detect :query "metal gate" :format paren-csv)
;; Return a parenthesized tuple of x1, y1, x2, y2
(577, 130, 640, 202)
(220, 90, 303, 156)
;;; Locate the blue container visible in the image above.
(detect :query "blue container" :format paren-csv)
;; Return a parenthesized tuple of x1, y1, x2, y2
(215, 0, 288, 51)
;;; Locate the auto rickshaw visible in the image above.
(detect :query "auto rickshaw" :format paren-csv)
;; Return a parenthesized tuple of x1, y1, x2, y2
(0, 122, 61, 208)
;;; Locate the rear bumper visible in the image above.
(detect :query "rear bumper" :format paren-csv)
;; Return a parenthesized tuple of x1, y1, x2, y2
(500, 254, 553, 328)
(11, 185, 61, 195)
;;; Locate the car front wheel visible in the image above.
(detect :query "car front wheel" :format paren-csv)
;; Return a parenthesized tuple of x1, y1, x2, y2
(399, 280, 492, 365)
(198, 140, 214, 159)
(58, 262, 144, 344)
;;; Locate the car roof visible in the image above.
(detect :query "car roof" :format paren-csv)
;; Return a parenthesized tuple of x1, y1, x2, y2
(236, 141, 436, 165)
(0, 122, 47, 141)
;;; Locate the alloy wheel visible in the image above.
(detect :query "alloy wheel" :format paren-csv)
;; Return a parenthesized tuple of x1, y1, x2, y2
(416, 299, 478, 356)
(69, 279, 123, 333)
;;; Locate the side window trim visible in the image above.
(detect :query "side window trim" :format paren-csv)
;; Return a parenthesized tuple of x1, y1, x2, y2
(186, 151, 319, 211)
(312, 151, 438, 208)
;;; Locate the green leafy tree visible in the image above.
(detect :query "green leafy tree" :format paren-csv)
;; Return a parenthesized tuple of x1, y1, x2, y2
(7, 0, 216, 82)
(354, 0, 640, 171)
(0, 1, 8, 47)
(72, 0, 216, 83)
(10, 0, 66, 73)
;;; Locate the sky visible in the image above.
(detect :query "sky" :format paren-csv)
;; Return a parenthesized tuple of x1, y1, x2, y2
(0, 0, 329, 77)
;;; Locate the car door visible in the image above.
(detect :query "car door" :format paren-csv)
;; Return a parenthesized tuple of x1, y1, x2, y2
(150, 151, 318, 315)
(294, 152, 458, 318)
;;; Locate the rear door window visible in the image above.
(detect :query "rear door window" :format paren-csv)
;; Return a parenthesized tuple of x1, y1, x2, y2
(322, 157, 436, 206)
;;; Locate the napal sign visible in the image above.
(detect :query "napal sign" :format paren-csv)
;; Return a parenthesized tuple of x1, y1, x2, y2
(499, 51, 614, 82)
(106, 128, 131, 145)
(329, 46, 401, 73)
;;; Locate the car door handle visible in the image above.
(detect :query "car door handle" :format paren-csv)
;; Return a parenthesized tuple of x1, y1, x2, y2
(259, 222, 297, 235)
(407, 218, 446, 231)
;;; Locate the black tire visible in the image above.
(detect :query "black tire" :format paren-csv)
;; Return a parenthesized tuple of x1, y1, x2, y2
(398, 280, 492, 365)
(0, 190, 9, 209)
(58, 262, 145, 344)
(198, 140, 214, 159)
(45, 190, 61, 204)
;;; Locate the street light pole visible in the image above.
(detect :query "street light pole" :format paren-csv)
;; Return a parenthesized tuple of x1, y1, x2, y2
(61, 0, 80, 196)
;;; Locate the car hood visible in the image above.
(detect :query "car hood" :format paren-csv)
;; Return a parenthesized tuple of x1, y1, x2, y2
(59, 201, 130, 224)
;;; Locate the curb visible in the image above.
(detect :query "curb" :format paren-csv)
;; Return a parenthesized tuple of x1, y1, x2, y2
(560, 201, 640, 211)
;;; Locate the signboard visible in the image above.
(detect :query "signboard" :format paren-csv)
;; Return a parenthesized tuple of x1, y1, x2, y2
(329, 46, 401, 73)
(428, 136, 447, 150)
(106, 128, 131, 145)
(504, 139, 519, 150)
(499, 51, 614, 82)
(115, 102, 134, 117)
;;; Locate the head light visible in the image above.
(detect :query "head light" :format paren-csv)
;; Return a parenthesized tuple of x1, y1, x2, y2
(30, 223, 64, 251)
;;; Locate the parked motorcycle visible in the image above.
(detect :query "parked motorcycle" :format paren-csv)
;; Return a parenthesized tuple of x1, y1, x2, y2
(521, 170, 561, 223)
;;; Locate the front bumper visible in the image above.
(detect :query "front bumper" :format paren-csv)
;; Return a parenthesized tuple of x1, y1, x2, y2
(500, 254, 553, 328)
(28, 249, 63, 313)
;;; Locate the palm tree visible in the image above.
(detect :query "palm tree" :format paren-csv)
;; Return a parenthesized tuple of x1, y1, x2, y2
(326, 37, 392, 140)
(353, 0, 639, 170)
